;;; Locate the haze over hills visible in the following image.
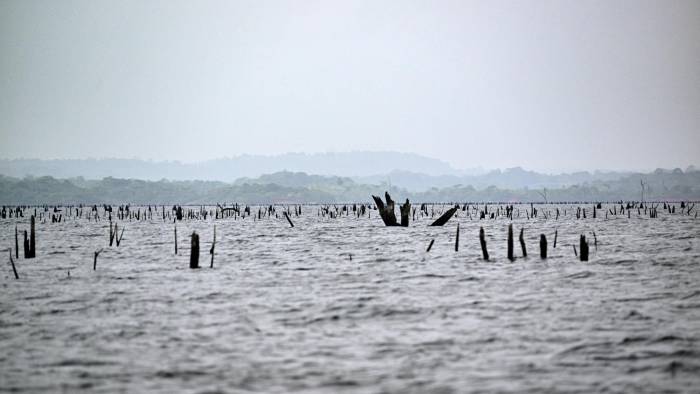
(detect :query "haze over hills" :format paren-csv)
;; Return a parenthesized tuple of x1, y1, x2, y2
(1, 168, 698, 205)
(2, 152, 696, 194)
(0, 152, 471, 182)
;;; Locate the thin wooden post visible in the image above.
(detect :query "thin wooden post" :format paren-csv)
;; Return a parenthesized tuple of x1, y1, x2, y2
(283, 212, 294, 227)
(426, 239, 435, 252)
(455, 223, 460, 252)
(9, 249, 18, 279)
(15, 225, 19, 259)
(23, 230, 29, 258)
(553, 230, 558, 248)
(210, 226, 216, 268)
(190, 232, 200, 269)
(174, 225, 178, 254)
(116, 226, 124, 246)
(93, 249, 103, 270)
(479, 227, 489, 261)
(519, 227, 527, 257)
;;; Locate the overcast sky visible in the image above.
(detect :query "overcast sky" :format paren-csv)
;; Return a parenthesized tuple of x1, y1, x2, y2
(1, 0, 698, 172)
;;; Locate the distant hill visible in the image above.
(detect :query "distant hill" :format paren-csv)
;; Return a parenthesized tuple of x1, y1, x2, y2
(0, 152, 460, 182)
(3, 154, 694, 193)
(1, 168, 698, 204)
(354, 167, 632, 192)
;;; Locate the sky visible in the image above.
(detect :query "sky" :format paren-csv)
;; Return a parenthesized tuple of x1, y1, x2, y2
(1, 0, 698, 172)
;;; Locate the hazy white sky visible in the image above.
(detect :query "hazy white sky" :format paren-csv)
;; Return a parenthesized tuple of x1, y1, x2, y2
(1, 0, 698, 171)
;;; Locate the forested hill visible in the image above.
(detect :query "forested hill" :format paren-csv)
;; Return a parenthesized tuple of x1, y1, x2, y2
(1, 169, 698, 205)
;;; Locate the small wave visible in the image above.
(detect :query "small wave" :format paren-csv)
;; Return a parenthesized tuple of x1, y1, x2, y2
(42, 359, 116, 368)
(565, 271, 594, 279)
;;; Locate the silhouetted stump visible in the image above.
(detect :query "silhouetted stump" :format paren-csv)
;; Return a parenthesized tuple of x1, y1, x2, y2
(540, 234, 547, 259)
(580, 235, 589, 261)
(479, 227, 489, 261)
(190, 232, 200, 269)
(507, 224, 514, 261)
(430, 206, 458, 226)
(400, 199, 411, 227)
(372, 192, 399, 226)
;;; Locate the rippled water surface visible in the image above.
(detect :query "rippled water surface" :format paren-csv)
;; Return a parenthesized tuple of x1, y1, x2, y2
(1, 204, 699, 393)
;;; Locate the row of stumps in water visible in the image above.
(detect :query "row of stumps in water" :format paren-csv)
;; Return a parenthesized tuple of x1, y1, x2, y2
(7, 215, 36, 279)
(22, 192, 693, 277)
(375, 191, 592, 261)
(434, 223, 590, 262)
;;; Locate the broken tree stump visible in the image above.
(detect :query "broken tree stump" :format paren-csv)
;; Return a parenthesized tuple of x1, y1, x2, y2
(479, 227, 489, 261)
(372, 192, 399, 226)
(540, 234, 547, 259)
(519, 228, 527, 257)
(93, 249, 103, 270)
(430, 206, 458, 226)
(507, 224, 514, 261)
(28, 215, 36, 258)
(190, 232, 200, 269)
(580, 235, 589, 262)
(400, 199, 411, 227)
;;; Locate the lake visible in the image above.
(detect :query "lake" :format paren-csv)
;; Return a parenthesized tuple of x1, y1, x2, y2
(1, 203, 699, 393)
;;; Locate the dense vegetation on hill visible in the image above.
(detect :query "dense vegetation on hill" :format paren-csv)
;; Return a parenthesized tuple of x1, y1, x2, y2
(1, 169, 698, 205)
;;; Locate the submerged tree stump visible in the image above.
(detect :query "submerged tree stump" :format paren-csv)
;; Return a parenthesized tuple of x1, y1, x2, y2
(455, 223, 460, 252)
(507, 224, 514, 261)
(190, 232, 200, 269)
(372, 192, 399, 226)
(479, 227, 489, 261)
(580, 235, 589, 261)
(27, 216, 36, 258)
(430, 206, 458, 226)
(399, 199, 411, 227)
(540, 234, 547, 259)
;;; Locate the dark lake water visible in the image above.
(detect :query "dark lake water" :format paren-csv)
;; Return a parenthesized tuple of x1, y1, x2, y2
(1, 203, 699, 393)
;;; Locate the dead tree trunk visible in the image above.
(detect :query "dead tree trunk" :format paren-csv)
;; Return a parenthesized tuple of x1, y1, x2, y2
(540, 234, 547, 259)
(479, 227, 489, 261)
(9, 250, 18, 279)
(580, 235, 589, 261)
(15, 225, 19, 259)
(23, 230, 29, 258)
(372, 192, 399, 226)
(400, 199, 410, 227)
(455, 223, 459, 252)
(190, 232, 200, 269)
(507, 224, 514, 261)
(430, 206, 458, 226)
(519, 227, 527, 257)
(284, 212, 295, 227)
(28, 215, 36, 258)
(210, 226, 216, 268)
